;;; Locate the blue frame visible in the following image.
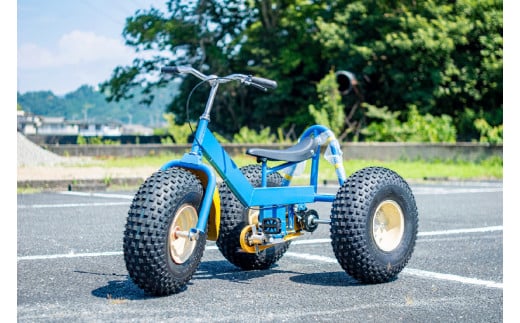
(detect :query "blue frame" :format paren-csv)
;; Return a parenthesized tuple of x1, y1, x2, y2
(160, 118, 346, 237)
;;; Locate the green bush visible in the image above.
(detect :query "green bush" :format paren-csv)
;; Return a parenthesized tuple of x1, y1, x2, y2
(233, 126, 276, 144)
(76, 135, 120, 145)
(163, 113, 194, 144)
(362, 104, 457, 142)
(77, 135, 87, 145)
(474, 118, 503, 144)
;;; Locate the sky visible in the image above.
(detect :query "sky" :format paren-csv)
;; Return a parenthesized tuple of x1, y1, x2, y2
(17, 0, 168, 96)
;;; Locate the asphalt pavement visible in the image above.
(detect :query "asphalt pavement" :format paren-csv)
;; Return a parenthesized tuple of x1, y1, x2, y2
(17, 181, 505, 322)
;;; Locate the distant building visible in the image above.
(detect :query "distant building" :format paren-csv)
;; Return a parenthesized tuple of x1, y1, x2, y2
(16, 110, 153, 137)
(17, 111, 42, 135)
(121, 124, 154, 136)
(17, 111, 165, 145)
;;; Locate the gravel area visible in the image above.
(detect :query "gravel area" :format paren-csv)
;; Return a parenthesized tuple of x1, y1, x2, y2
(17, 132, 72, 167)
(17, 132, 156, 182)
(16, 132, 86, 167)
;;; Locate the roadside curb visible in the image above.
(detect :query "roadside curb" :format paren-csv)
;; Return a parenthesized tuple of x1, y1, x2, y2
(17, 177, 146, 192)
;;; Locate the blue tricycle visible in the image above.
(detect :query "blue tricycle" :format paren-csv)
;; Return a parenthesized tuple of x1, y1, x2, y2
(123, 66, 419, 296)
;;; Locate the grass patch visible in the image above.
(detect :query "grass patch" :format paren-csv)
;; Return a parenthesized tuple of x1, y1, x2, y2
(21, 153, 497, 194)
(91, 153, 502, 183)
(342, 158, 502, 181)
(89, 154, 176, 168)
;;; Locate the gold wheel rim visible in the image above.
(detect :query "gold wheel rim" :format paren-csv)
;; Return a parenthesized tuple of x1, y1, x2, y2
(372, 200, 405, 252)
(168, 204, 198, 264)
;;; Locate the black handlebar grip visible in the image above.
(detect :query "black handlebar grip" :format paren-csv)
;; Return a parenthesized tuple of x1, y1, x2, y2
(251, 76, 277, 90)
(161, 66, 180, 74)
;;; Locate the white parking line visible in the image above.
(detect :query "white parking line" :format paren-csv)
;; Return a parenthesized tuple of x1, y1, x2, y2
(17, 226, 502, 260)
(19, 184, 502, 209)
(289, 226, 504, 244)
(58, 186, 503, 199)
(58, 191, 133, 199)
(412, 187, 502, 195)
(18, 251, 122, 261)
(403, 268, 503, 289)
(17, 226, 503, 289)
(418, 225, 503, 236)
(18, 202, 130, 209)
(283, 252, 503, 289)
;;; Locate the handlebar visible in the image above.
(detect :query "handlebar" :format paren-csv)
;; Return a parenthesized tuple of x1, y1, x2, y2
(161, 66, 180, 74)
(161, 66, 277, 91)
(249, 76, 277, 90)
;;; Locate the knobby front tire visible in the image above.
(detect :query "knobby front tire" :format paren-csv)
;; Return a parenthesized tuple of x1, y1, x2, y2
(123, 167, 206, 296)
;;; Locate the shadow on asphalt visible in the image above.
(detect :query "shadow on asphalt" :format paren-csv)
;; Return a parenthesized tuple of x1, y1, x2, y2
(91, 279, 148, 300)
(289, 271, 360, 287)
(193, 260, 301, 284)
(87, 260, 361, 300)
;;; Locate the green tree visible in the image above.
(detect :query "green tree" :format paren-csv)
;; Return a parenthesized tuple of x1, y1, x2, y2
(315, 0, 502, 141)
(100, 0, 502, 142)
(308, 69, 345, 137)
(99, 1, 330, 139)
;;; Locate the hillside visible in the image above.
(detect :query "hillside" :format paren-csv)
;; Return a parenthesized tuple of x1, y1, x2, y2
(17, 82, 179, 127)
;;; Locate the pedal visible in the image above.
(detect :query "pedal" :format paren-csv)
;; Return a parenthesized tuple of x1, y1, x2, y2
(262, 218, 282, 234)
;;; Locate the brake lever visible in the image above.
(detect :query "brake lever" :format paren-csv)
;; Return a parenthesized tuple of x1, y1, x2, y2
(243, 75, 268, 92)
(249, 83, 268, 92)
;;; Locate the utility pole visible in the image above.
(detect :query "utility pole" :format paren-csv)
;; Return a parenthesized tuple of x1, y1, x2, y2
(83, 103, 93, 122)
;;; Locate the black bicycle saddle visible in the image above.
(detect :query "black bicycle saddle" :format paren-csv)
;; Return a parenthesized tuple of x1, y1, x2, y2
(246, 136, 319, 162)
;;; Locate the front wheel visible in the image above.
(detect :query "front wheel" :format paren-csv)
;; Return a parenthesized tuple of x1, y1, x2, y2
(330, 166, 418, 283)
(123, 167, 206, 296)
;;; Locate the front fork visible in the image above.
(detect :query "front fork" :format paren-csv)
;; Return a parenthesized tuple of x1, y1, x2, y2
(161, 156, 219, 242)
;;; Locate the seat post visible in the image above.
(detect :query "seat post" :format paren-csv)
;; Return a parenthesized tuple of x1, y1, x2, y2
(260, 158, 268, 187)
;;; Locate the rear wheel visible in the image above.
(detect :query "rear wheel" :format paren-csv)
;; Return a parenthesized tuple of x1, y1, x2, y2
(216, 165, 290, 270)
(123, 168, 206, 296)
(330, 166, 418, 283)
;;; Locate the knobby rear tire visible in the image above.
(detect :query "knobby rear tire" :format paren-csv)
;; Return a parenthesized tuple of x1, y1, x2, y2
(330, 166, 418, 283)
(216, 164, 290, 270)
